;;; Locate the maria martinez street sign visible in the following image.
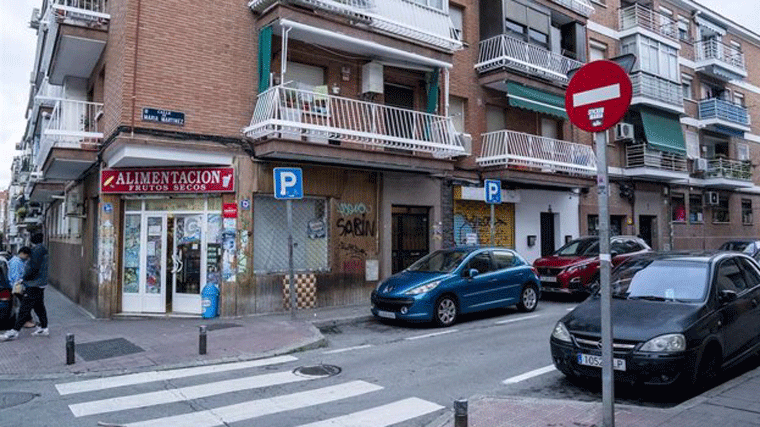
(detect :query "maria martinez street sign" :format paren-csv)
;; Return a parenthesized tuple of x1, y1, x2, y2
(101, 167, 235, 194)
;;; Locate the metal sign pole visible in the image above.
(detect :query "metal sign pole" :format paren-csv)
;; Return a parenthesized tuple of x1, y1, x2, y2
(287, 199, 296, 320)
(595, 131, 614, 427)
(490, 204, 495, 245)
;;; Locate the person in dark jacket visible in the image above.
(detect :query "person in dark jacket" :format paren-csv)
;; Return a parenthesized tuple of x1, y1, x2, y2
(1, 233, 49, 340)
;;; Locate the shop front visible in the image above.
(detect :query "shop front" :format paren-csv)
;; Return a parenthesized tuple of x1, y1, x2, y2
(101, 166, 235, 315)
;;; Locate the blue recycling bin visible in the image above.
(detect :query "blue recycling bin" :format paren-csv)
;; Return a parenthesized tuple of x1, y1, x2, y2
(201, 284, 219, 318)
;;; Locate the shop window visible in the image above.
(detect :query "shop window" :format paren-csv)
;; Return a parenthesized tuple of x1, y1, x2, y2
(742, 199, 753, 225)
(672, 194, 686, 222)
(689, 194, 703, 223)
(713, 194, 730, 223)
(254, 196, 329, 273)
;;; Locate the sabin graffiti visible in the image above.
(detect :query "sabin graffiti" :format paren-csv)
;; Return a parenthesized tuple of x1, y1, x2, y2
(337, 213, 376, 237)
(336, 202, 371, 217)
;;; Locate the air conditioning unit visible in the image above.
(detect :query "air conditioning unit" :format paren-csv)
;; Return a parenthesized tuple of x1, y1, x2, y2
(706, 191, 720, 206)
(29, 171, 43, 181)
(65, 190, 83, 216)
(693, 157, 708, 173)
(361, 61, 383, 95)
(614, 123, 634, 141)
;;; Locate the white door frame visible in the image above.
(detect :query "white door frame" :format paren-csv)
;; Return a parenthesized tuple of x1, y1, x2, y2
(171, 213, 206, 314)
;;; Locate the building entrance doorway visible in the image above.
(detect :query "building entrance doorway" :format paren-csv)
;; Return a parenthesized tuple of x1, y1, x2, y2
(392, 206, 429, 274)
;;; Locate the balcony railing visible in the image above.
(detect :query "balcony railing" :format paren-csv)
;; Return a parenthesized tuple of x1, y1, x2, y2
(630, 73, 683, 109)
(50, 0, 109, 20)
(619, 4, 678, 41)
(34, 77, 65, 107)
(695, 39, 746, 71)
(248, 0, 461, 51)
(36, 99, 103, 168)
(244, 85, 465, 157)
(706, 158, 751, 181)
(550, 0, 594, 17)
(476, 34, 583, 83)
(699, 98, 750, 127)
(477, 130, 597, 175)
(625, 143, 687, 172)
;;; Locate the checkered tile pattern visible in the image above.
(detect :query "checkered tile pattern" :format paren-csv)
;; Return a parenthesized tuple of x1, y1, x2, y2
(282, 273, 317, 309)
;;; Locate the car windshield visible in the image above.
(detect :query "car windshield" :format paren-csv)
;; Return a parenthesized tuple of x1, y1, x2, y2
(610, 258, 708, 302)
(407, 250, 468, 273)
(742, 242, 760, 255)
(555, 239, 599, 256)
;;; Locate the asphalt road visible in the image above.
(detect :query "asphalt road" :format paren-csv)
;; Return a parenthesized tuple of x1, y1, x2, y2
(3, 296, 757, 426)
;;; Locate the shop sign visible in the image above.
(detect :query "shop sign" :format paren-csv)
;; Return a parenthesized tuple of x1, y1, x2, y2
(223, 203, 238, 218)
(101, 167, 235, 194)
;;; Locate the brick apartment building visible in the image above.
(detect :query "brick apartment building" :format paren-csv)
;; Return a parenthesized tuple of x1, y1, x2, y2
(11, 0, 760, 317)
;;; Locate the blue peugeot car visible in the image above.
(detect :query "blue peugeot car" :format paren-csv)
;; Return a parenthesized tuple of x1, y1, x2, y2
(371, 247, 541, 327)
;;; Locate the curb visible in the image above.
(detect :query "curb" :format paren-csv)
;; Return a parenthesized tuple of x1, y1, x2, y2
(311, 314, 375, 329)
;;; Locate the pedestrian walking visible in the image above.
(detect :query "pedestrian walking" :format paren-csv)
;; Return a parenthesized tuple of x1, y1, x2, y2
(1, 233, 49, 341)
(8, 247, 35, 328)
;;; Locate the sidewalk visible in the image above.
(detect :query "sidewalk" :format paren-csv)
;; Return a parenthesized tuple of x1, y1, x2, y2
(0, 286, 372, 379)
(429, 365, 760, 427)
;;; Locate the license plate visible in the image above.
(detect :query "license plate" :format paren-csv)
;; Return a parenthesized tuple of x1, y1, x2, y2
(377, 310, 396, 319)
(540, 276, 557, 283)
(577, 353, 626, 371)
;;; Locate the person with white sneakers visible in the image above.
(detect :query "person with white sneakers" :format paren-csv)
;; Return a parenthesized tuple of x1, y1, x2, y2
(1, 232, 49, 341)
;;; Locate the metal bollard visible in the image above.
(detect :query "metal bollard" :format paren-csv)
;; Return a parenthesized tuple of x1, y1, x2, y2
(66, 333, 75, 365)
(454, 399, 468, 427)
(199, 325, 207, 355)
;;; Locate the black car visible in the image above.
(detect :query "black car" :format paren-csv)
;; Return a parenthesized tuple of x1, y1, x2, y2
(550, 252, 760, 389)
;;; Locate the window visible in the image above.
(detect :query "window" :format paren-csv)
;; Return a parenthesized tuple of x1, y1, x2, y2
(505, 19, 526, 36)
(734, 92, 745, 107)
(467, 252, 494, 274)
(716, 259, 748, 293)
(413, 0, 445, 11)
(737, 143, 750, 161)
(529, 28, 548, 46)
(449, 96, 466, 133)
(738, 258, 760, 288)
(678, 17, 690, 41)
(730, 40, 742, 53)
(713, 194, 730, 223)
(540, 118, 560, 139)
(449, 4, 463, 41)
(253, 196, 329, 273)
(672, 193, 686, 222)
(681, 74, 693, 100)
(689, 194, 703, 223)
(486, 106, 505, 132)
(685, 130, 699, 159)
(589, 41, 607, 61)
(742, 199, 753, 225)
(493, 251, 517, 269)
(283, 62, 325, 88)
(627, 36, 679, 82)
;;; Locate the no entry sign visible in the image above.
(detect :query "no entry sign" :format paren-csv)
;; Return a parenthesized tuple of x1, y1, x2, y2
(565, 60, 632, 133)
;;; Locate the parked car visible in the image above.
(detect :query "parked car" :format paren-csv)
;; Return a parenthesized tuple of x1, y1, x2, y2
(371, 247, 541, 327)
(533, 236, 651, 295)
(718, 239, 760, 261)
(550, 251, 760, 389)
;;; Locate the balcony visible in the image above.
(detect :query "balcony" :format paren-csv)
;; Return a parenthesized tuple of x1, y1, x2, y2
(243, 85, 465, 170)
(549, 0, 594, 17)
(36, 99, 103, 180)
(248, 0, 461, 51)
(42, 0, 110, 85)
(703, 158, 752, 189)
(694, 39, 747, 81)
(698, 98, 750, 134)
(477, 130, 597, 176)
(630, 73, 683, 114)
(619, 4, 678, 42)
(624, 143, 687, 182)
(475, 34, 583, 84)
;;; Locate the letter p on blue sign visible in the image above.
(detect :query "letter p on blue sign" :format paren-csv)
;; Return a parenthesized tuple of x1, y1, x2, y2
(274, 167, 303, 200)
(485, 179, 502, 204)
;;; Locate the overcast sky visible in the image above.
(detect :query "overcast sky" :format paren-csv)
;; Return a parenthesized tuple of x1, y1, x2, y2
(0, 0, 759, 190)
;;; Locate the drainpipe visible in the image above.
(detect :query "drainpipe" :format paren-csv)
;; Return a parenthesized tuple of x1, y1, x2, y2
(130, 0, 143, 137)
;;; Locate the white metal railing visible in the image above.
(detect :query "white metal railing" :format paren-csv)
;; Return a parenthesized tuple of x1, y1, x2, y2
(695, 39, 746, 71)
(707, 158, 751, 181)
(50, 0, 109, 19)
(625, 143, 687, 172)
(34, 77, 65, 107)
(248, 0, 461, 51)
(630, 73, 683, 108)
(35, 99, 103, 168)
(619, 4, 678, 41)
(550, 0, 594, 17)
(477, 130, 597, 175)
(244, 85, 465, 157)
(475, 34, 583, 83)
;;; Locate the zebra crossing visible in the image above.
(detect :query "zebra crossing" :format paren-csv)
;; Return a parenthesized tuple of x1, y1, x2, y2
(54, 355, 445, 427)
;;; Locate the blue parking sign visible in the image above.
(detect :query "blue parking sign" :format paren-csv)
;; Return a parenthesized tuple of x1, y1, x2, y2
(484, 179, 502, 204)
(274, 168, 303, 200)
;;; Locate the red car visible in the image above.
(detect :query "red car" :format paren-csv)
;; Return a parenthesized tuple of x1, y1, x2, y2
(533, 236, 651, 295)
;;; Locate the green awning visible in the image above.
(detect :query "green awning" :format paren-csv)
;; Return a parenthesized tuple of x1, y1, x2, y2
(506, 82, 567, 119)
(639, 108, 686, 155)
(258, 26, 273, 93)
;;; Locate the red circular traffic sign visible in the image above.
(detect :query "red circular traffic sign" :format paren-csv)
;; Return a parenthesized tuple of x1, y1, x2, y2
(565, 60, 632, 133)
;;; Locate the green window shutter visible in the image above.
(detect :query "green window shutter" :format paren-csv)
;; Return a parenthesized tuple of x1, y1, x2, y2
(258, 26, 273, 93)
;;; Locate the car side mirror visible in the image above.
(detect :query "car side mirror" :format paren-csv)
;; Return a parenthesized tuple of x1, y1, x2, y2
(464, 268, 479, 278)
(587, 280, 600, 294)
(718, 289, 738, 304)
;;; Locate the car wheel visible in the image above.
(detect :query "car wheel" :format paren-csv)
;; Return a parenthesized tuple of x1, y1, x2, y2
(434, 295, 458, 327)
(517, 284, 539, 312)
(696, 347, 721, 389)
